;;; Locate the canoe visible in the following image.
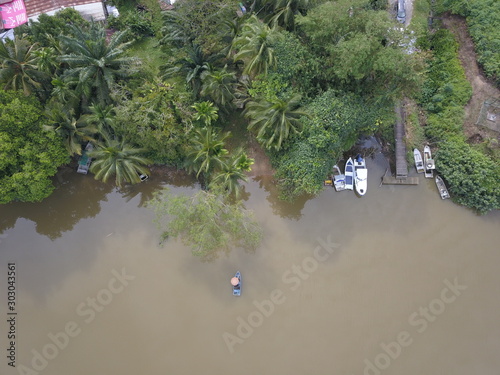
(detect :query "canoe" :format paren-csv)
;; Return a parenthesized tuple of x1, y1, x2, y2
(353, 154, 367, 196)
(414, 148, 424, 174)
(232, 271, 241, 296)
(344, 158, 354, 190)
(332, 165, 346, 191)
(423, 145, 435, 179)
(435, 176, 450, 199)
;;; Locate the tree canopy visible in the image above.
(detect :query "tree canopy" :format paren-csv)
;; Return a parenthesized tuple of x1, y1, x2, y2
(0, 91, 69, 203)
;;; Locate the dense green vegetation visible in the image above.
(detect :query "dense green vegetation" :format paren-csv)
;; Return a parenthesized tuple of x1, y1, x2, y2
(0, 0, 497, 214)
(419, 29, 499, 213)
(439, 0, 500, 86)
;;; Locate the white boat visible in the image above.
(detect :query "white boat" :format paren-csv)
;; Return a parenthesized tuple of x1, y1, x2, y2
(414, 148, 424, 174)
(435, 175, 450, 199)
(353, 154, 367, 196)
(423, 145, 435, 179)
(332, 165, 346, 191)
(344, 158, 354, 190)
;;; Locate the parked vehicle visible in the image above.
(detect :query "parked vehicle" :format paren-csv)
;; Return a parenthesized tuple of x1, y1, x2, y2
(397, 0, 406, 24)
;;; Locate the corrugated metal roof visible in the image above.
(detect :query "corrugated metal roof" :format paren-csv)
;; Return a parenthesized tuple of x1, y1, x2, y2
(24, 0, 102, 17)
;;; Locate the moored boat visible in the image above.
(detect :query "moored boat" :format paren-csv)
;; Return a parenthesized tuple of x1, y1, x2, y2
(414, 148, 424, 174)
(231, 272, 241, 296)
(423, 145, 435, 179)
(435, 175, 450, 199)
(344, 158, 354, 190)
(353, 154, 367, 196)
(332, 165, 346, 191)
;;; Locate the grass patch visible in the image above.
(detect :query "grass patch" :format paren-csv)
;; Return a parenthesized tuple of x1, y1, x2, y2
(128, 37, 166, 78)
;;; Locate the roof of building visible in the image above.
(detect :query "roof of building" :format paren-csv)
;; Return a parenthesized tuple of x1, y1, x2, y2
(24, 0, 102, 18)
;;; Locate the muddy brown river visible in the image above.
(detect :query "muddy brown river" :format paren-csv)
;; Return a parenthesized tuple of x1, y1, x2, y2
(1, 151, 499, 375)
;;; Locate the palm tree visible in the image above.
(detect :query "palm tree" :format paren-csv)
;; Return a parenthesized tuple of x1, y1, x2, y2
(0, 37, 48, 96)
(59, 24, 134, 105)
(201, 65, 236, 109)
(185, 127, 230, 180)
(210, 160, 248, 198)
(192, 101, 219, 127)
(163, 44, 217, 97)
(232, 15, 278, 77)
(44, 102, 97, 156)
(83, 104, 116, 140)
(265, 0, 310, 30)
(89, 139, 151, 187)
(244, 94, 306, 151)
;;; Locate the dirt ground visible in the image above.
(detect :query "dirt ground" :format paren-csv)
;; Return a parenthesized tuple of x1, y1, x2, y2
(441, 14, 500, 144)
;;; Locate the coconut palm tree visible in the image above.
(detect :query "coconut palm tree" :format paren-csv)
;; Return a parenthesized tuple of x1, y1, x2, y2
(59, 24, 134, 105)
(192, 101, 219, 127)
(232, 15, 278, 77)
(163, 43, 217, 97)
(89, 139, 151, 187)
(44, 102, 97, 156)
(83, 103, 116, 140)
(265, 0, 310, 30)
(211, 148, 254, 197)
(185, 127, 230, 180)
(244, 94, 306, 151)
(201, 65, 236, 110)
(0, 38, 48, 96)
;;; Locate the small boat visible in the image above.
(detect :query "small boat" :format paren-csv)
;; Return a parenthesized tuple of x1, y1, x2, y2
(231, 272, 241, 296)
(344, 158, 354, 190)
(435, 176, 450, 199)
(414, 148, 424, 174)
(353, 154, 367, 196)
(423, 145, 435, 179)
(332, 165, 346, 191)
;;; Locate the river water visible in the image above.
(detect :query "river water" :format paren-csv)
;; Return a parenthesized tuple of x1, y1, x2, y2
(1, 150, 499, 375)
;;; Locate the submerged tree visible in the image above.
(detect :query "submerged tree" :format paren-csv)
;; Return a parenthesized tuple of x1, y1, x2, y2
(149, 187, 263, 260)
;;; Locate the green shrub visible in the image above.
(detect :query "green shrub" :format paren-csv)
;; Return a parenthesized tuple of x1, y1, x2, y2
(436, 139, 500, 214)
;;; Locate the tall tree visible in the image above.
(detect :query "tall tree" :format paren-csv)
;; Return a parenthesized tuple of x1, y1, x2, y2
(89, 139, 151, 187)
(0, 38, 48, 96)
(185, 127, 230, 180)
(44, 102, 97, 156)
(265, 0, 310, 30)
(201, 65, 236, 110)
(245, 94, 306, 151)
(192, 101, 219, 127)
(59, 24, 135, 105)
(232, 15, 278, 77)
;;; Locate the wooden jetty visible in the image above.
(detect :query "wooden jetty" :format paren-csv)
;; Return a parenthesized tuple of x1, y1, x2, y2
(381, 104, 419, 186)
(382, 176, 419, 185)
(395, 105, 408, 178)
